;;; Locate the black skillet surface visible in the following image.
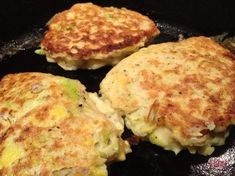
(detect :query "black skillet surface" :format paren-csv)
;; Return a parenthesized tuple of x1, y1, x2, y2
(0, 0, 235, 176)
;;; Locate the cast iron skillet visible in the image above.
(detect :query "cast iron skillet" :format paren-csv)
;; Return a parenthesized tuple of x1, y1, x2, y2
(0, 0, 235, 176)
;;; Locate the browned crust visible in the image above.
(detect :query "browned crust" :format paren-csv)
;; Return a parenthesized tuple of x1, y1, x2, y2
(100, 36, 235, 145)
(0, 72, 128, 175)
(41, 3, 159, 60)
(145, 37, 235, 139)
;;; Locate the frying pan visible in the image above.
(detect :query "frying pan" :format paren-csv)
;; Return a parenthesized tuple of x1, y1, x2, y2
(0, 0, 235, 175)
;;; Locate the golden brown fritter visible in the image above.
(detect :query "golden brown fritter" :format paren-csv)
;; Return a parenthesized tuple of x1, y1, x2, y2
(100, 36, 235, 155)
(37, 3, 159, 70)
(0, 73, 130, 176)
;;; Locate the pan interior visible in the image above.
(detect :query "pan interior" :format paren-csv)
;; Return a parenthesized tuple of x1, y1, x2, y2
(0, 10, 234, 176)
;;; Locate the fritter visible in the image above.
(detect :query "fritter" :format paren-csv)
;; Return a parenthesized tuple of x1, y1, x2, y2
(0, 73, 130, 176)
(37, 3, 159, 70)
(100, 36, 235, 155)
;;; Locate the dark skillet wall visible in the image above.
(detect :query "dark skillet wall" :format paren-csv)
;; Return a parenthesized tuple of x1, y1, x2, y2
(0, 0, 234, 45)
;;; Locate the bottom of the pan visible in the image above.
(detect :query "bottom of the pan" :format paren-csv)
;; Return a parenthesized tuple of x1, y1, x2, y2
(0, 20, 234, 176)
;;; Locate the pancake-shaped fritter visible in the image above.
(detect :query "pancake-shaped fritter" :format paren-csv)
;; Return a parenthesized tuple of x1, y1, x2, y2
(100, 36, 235, 155)
(37, 3, 159, 70)
(0, 73, 130, 176)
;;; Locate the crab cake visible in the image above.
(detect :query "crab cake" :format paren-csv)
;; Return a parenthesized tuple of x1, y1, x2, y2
(100, 36, 235, 155)
(36, 3, 159, 70)
(0, 73, 130, 176)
